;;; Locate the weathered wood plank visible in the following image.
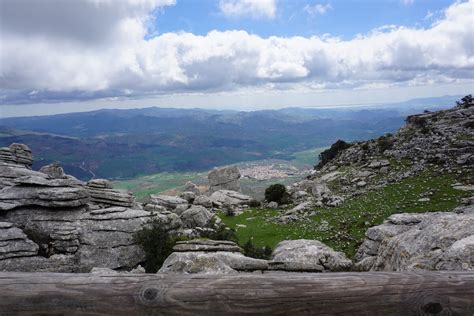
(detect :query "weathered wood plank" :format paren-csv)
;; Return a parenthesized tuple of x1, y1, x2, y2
(0, 271, 472, 315)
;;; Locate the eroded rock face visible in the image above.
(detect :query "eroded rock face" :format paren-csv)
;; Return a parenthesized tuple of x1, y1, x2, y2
(39, 163, 66, 179)
(209, 190, 253, 206)
(0, 177, 89, 211)
(87, 179, 135, 208)
(159, 239, 268, 274)
(355, 205, 474, 271)
(208, 166, 241, 193)
(0, 143, 33, 167)
(181, 205, 214, 229)
(149, 194, 188, 211)
(0, 222, 38, 260)
(269, 239, 352, 272)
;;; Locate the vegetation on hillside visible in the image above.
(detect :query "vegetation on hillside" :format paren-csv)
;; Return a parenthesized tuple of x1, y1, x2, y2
(220, 169, 472, 258)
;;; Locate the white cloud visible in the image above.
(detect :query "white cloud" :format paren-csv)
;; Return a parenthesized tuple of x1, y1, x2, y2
(0, 0, 473, 105)
(304, 3, 332, 16)
(401, 0, 415, 6)
(219, 0, 276, 19)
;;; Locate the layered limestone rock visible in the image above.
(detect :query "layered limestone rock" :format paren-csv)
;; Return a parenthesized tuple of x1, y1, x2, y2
(0, 176, 89, 211)
(0, 143, 33, 167)
(39, 163, 66, 179)
(0, 222, 38, 260)
(208, 166, 241, 193)
(209, 190, 253, 207)
(354, 205, 474, 271)
(159, 239, 268, 274)
(86, 179, 135, 208)
(269, 239, 352, 272)
(148, 194, 188, 211)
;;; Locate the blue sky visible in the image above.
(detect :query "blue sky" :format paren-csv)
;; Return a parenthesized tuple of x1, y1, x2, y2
(0, 0, 472, 117)
(152, 0, 453, 38)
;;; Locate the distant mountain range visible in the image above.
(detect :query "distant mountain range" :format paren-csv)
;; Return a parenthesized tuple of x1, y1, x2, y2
(0, 95, 461, 180)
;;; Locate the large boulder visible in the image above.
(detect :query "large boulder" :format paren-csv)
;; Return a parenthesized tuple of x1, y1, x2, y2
(39, 163, 66, 179)
(355, 205, 474, 271)
(86, 179, 135, 208)
(148, 194, 188, 211)
(181, 205, 213, 228)
(209, 190, 253, 207)
(159, 239, 268, 274)
(208, 166, 241, 193)
(269, 239, 352, 272)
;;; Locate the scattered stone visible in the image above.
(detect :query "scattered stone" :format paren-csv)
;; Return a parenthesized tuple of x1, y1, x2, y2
(267, 201, 279, 209)
(181, 205, 214, 228)
(193, 195, 213, 208)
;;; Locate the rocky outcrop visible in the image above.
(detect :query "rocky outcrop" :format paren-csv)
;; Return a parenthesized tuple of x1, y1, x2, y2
(148, 194, 188, 211)
(39, 163, 66, 179)
(181, 205, 214, 229)
(0, 143, 33, 167)
(269, 239, 352, 272)
(86, 179, 135, 208)
(209, 190, 253, 207)
(0, 222, 38, 260)
(159, 239, 268, 274)
(0, 176, 89, 211)
(208, 166, 241, 193)
(355, 205, 474, 271)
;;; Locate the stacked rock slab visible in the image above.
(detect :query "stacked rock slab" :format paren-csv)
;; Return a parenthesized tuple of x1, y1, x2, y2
(86, 179, 135, 207)
(0, 143, 33, 167)
(159, 239, 268, 274)
(354, 204, 474, 271)
(208, 166, 241, 193)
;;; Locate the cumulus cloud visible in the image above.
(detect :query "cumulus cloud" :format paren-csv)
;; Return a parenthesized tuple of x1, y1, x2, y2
(304, 3, 333, 16)
(0, 0, 473, 104)
(218, 0, 277, 19)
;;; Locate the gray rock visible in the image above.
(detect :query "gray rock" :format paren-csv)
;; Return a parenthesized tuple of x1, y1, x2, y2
(181, 205, 214, 228)
(180, 191, 196, 203)
(87, 179, 134, 208)
(267, 201, 279, 209)
(159, 251, 268, 274)
(209, 190, 253, 206)
(149, 194, 188, 210)
(311, 181, 331, 198)
(0, 143, 33, 167)
(208, 166, 241, 193)
(173, 239, 242, 252)
(0, 223, 39, 260)
(368, 160, 390, 169)
(269, 239, 352, 272)
(0, 181, 89, 211)
(39, 163, 66, 179)
(193, 195, 213, 208)
(355, 207, 474, 271)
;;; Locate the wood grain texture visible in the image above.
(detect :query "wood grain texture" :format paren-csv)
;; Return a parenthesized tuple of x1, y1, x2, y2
(0, 271, 473, 315)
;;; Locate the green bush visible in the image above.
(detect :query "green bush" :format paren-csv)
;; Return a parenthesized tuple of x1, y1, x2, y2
(316, 140, 351, 169)
(243, 239, 272, 259)
(201, 224, 239, 243)
(377, 135, 394, 153)
(133, 219, 180, 273)
(265, 183, 290, 204)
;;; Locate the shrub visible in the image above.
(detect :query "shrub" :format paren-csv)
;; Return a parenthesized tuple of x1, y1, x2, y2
(133, 219, 179, 273)
(377, 135, 394, 153)
(316, 140, 351, 169)
(242, 239, 272, 260)
(456, 94, 473, 108)
(201, 224, 238, 243)
(361, 143, 369, 151)
(406, 115, 427, 128)
(265, 183, 290, 204)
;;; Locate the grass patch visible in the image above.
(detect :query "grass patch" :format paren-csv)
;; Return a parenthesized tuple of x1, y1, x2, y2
(219, 169, 472, 258)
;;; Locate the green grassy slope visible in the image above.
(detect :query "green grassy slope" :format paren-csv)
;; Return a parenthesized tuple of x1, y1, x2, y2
(219, 169, 472, 257)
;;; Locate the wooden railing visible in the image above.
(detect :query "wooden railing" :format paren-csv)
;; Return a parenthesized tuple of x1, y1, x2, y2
(0, 271, 473, 315)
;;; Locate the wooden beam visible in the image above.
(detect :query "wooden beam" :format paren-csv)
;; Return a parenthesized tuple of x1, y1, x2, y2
(0, 271, 473, 315)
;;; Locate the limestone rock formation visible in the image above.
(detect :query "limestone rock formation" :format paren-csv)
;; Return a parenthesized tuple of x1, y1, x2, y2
(181, 205, 214, 229)
(208, 166, 241, 193)
(209, 190, 253, 207)
(148, 194, 188, 211)
(355, 205, 474, 271)
(0, 222, 38, 260)
(87, 179, 135, 208)
(159, 239, 268, 274)
(269, 239, 352, 272)
(39, 163, 66, 179)
(0, 143, 33, 167)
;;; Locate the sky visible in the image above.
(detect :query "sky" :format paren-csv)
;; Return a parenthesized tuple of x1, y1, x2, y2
(0, 0, 473, 117)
